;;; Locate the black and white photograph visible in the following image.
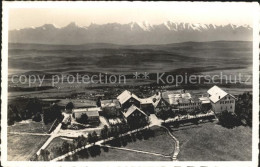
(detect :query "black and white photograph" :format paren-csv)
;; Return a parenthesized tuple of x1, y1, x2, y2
(1, 1, 259, 167)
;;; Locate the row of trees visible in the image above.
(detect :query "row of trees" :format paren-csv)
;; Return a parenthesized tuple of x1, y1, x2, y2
(235, 92, 252, 127)
(33, 125, 156, 161)
(100, 118, 150, 141)
(106, 128, 155, 147)
(100, 124, 130, 140)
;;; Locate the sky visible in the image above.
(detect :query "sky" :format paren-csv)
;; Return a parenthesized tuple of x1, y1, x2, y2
(7, 2, 257, 30)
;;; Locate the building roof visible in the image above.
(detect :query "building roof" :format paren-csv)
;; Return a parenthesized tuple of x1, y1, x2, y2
(181, 93, 192, 99)
(199, 97, 211, 104)
(161, 91, 191, 105)
(101, 99, 120, 108)
(117, 90, 140, 105)
(73, 107, 101, 117)
(123, 105, 147, 118)
(139, 98, 153, 104)
(207, 85, 235, 103)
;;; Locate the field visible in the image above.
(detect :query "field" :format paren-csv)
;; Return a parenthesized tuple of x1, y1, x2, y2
(8, 120, 52, 133)
(8, 41, 252, 75)
(8, 134, 49, 161)
(68, 126, 174, 161)
(56, 99, 96, 108)
(46, 137, 72, 151)
(7, 41, 252, 103)
(169, 122, 252, 161)
(120, 126, 175, 156)
(77, 147, 169, 161)
(7, 120, 54, 161)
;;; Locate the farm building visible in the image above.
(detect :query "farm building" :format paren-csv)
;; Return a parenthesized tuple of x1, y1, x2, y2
(198, 96, 211, 111)
(100, 106, 122, 119)
(122, 105, 148, 123)
(117, 90, 141, 109)
(207, 85, 236, 114)
(72, 107, 101, 123)
(177, 98, 202, 112)
(140, 98, 154, 115)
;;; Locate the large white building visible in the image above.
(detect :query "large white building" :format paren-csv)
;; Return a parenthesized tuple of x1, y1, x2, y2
(207, 85, 236, 114)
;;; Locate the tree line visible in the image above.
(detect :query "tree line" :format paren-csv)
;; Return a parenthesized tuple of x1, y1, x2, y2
(8, 97, 62, 126)
(32, 124, 156, 161)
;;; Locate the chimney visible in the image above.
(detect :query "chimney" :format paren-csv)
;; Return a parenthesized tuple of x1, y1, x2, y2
(219, 96, 220, 99)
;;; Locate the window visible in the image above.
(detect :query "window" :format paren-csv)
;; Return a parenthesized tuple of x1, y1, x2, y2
(230, 106, 232, 109)
(221, 106, 222, 110)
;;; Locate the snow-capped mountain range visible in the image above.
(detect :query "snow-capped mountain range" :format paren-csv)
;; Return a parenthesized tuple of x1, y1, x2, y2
(9, 21, 252, 45)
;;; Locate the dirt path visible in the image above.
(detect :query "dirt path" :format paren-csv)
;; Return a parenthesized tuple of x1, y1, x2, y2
(36, 114, 69, 156)
(159, 125, 180, 161)
(8, 132, 51, 136)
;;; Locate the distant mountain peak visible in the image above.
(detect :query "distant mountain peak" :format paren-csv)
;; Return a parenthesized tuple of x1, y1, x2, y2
(64, 22, 78, 28)
(41, 24, 57, 30)
(9, 21, 253, 45)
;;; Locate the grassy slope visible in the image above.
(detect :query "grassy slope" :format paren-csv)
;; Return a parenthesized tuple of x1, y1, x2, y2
(8, 134, 49, 161)
(171, 122, 252, 161)
(8, 120, 52, 133)
(66, 126, 173, 161)
(8, 121, 52, 160)
(121, 126, 175, 156)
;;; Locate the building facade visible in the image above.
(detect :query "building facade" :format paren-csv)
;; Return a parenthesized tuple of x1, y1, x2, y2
(207, 85, 236, 114)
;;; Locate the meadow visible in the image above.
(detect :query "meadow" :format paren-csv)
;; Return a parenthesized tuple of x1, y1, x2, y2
(170, 122, 252, 161)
